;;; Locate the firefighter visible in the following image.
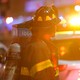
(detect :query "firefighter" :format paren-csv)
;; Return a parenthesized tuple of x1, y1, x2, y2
(19, 5, 61, 80)
(4, 43, 21, 80)
(0, 43, 8, 79)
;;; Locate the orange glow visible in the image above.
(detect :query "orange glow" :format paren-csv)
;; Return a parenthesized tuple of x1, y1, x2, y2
(60, 46, 66, 56)
(60, 46, 65, 51)
(60, 51, 65, 56)
(43, 34, 52, 40)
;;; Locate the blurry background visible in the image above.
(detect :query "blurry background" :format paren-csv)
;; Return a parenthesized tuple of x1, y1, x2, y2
(0, 0, 80, 45)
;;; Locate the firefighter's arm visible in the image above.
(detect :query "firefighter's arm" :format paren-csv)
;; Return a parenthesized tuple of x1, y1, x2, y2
(30, 43, 55, 80)
(20, 42, 55, 80)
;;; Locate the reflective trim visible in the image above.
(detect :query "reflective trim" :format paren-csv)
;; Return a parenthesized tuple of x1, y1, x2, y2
(30, 59, 53, 77)
(52, 14, 56, 19)
(37, 16, 43, 21)
(20, 59, 53, 77)
(46, 16, 51, 21)
(21, 67, 29, 76)
(55, 68, 59, 77)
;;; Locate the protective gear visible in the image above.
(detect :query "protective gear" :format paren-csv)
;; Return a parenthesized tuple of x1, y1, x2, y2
(32, 6, 60, 27)
(5, 43, 21, 80)
(19, 40, 55, 80)
(10, 5, 60, 80)
(0, 43, 7, 63)
(8, 43, 21, 60)
(9, 43, 21, 53)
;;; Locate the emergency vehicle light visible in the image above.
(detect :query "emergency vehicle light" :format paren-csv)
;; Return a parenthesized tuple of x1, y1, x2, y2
(68, 15, 80, 27)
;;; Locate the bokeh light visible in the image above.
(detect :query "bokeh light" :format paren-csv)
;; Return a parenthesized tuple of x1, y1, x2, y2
(6, 17, 13, 24)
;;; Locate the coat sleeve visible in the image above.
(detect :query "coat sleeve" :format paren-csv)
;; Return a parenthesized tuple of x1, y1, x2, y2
(21, 41, 55, 80)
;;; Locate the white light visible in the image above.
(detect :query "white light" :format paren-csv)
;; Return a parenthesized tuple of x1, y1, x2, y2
(79, 73, 80, 76)
(72, 63, 76, 66)
(78, 78, 80, 80)
(59, 16, 64, 20)
(69, 16, 80, 26)
(6, 17, 14, 24)
(63, 24, 67, 28)
(3, 65, 6, 69)
(74, 5, 80, 12)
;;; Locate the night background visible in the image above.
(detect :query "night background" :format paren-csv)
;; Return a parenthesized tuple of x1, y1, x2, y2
(0, 0, 80, 45)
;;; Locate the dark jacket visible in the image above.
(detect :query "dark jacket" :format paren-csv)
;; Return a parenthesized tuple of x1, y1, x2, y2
(18, 39, 56, 80)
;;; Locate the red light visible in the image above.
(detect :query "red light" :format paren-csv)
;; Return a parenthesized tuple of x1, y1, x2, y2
(59, 65, 67, 71)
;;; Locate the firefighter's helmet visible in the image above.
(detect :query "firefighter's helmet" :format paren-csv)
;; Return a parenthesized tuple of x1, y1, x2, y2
(32, 5, 60, 27)
(9, 43, 21, 53)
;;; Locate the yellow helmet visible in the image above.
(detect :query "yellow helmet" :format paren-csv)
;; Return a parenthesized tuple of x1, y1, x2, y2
(32, 5, 60, 27)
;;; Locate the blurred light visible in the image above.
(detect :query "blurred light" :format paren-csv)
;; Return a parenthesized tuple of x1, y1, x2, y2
(72, 63, 76, 66)
(79, 73, 80, 76)
(75, 31, 80, 34)
(59, 16, 67, 24)
(0, 19, 3, 24)
(60, 51, 65, 56)
(60, 46, 66, 56)
(59, 16, 64, 20)
(60, 46, 65, 51)
(3, 65, 6, 69)
(6, 24, 12, 31)
(78, 78, 80, 80)
(6, 17, 13, 24)
(56, 31, 74, 35)
(69, 15, 80, 26)
(63, 24, 67, 28)
(79, 70, 80, 72)
(74, 5, 80, 12)
(25, 1, 43, 12)
(59, 65, 67, 71)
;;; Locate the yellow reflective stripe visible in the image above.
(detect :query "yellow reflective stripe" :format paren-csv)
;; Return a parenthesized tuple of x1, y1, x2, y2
(37, 16, 43, 21)
(46, 16, 51, 21)
(21, 67, 29, 76)
(55, 68, 59, 77)
(30, 59, 53, 77)
(52, 14, 56, 19)
(20, 60, 53, 77)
